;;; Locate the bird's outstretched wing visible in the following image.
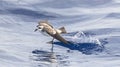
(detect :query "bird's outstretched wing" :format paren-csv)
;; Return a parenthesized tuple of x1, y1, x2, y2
(51, 32, 69, 44)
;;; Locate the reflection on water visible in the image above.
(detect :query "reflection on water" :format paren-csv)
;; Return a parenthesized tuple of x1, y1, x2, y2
(30, 50, 70, 67)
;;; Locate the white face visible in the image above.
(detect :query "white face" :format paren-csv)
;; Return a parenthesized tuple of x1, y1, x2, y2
(38, 26, 44, 31)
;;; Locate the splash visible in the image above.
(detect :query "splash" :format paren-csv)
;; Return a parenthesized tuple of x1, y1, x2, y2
(55, 31, 104, 54)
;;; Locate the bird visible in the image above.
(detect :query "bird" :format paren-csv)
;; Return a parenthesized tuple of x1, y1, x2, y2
(34, 20, 69, 51)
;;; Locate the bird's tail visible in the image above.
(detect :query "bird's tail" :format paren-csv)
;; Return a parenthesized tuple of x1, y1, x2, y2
(59, 27, 67, 34)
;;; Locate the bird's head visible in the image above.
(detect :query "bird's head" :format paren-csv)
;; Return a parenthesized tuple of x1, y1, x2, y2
(34, 25, 44, 32)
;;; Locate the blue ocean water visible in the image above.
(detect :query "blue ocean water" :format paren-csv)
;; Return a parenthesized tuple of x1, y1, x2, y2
(0, 0, 120, 67)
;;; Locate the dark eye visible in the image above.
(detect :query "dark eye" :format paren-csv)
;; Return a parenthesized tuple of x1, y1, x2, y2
(38, 27, 41, 29)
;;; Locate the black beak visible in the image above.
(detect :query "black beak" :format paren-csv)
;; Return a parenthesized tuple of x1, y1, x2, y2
(34, 29, 38, 32)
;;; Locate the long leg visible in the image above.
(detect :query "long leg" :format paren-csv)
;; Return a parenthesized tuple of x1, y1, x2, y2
(51, 38, 54, 52)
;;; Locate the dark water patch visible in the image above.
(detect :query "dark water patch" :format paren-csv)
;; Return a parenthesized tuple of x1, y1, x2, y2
(0, 8, 59, 22)
(106, 13, 120, 19)
(0, 10, 7, 14)
(38, 0, 112, 8)
(0, 8, 60, 22)
(54, 42, 104, 55)
(6, 8, 58, 19)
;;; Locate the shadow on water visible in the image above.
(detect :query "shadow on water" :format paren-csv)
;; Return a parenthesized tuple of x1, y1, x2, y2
(30, 31, 108, 67)
(31, 38, 107, 67)
(54, 42, 104, 55)
(30, 41, 105, 67)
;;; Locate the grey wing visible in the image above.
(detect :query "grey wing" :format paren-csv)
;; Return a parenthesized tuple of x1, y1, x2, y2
(52, 33, 69, 44)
